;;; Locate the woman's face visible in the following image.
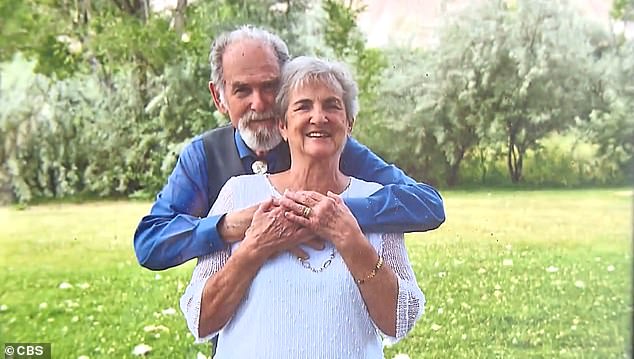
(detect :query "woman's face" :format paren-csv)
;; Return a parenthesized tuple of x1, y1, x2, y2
(281, 80, 351, 160)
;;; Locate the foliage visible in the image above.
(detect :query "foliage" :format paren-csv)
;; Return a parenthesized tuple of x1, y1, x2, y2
(1, 191, 631, 357)
(1, 0, 632, 203)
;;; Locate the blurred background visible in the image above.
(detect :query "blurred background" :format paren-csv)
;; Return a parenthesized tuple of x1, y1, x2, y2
(1, 0, 632, 204)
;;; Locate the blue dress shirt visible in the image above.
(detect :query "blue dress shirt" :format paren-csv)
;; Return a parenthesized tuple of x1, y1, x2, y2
(134, 130, 445, 270)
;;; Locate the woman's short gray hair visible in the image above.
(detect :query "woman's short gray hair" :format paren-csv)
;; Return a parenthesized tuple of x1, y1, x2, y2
(276, 56, 359, 126)
(209, 25, 290, 106)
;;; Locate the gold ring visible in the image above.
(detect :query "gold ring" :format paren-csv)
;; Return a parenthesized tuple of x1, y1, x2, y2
(301, 206, 312, 218)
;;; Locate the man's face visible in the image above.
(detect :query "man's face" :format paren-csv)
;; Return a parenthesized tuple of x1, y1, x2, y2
(211, 39, 283, 152)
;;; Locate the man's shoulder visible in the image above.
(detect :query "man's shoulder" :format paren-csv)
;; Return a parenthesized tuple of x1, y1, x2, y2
(194, 124, 234, 142)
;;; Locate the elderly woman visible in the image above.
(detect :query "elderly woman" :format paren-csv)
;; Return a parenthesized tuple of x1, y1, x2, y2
(180, 56, 425, 358)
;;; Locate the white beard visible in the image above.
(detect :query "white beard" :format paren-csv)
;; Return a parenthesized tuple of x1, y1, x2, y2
(237, 111, 283, 152)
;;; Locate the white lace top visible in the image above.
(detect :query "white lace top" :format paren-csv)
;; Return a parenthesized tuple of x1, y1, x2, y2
(180, 174, 425, 359)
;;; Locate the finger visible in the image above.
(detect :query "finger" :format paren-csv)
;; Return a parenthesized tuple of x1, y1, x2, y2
(256, 198, 274, 214)
(284, 210, 312, 227)
(283, 190, 309, 206)
(276, 196, 308, 215)
(288, 247, 309, 260)
(327, 191, 344, 205)
(300, 190, 326, 203)
(303, 237, 326, 250)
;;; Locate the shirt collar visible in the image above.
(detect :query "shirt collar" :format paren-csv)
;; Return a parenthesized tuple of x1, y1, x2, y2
(234, 129, 287, 161)
(234, 129, 254, 160)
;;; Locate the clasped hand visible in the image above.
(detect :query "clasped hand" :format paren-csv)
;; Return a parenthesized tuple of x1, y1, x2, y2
(243, 190, 361, 261)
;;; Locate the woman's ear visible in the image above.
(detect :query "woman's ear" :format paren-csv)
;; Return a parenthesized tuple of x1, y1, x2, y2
(347, 118, 354, 134)
(279, 118, 288, 141)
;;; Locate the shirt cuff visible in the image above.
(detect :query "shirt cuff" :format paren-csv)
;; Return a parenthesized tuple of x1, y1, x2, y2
(194, 214, 227, 251)
(344, 197, 374, 229)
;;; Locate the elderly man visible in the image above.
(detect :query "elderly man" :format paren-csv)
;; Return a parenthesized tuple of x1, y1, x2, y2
(133, 24, 444, 271)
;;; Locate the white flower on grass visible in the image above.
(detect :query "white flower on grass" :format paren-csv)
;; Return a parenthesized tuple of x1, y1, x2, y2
(196, 353, 209, 359)
(437, 271, 447, 278)
(477, 267, 487, 274)
(154, 274, 162, 280)
(502, 259, 513, 266)
(393, 354, 411, 359)
(431, 323, 442, 331)
(461, 334, 467, 340)
(59, 282, 73, 289)
(39, 302, 48, 310)
(161, 307, 177, 316)
(574, 280, 585, 289)
(77, 283, 90, 289)
(71, 316, 79, 323)
(0, 304, 8, 312)
(437, 307, 444, 314)
(132, 344, 152, 356)
(78, 356, 90, 359)
(546, 266, 559, 273)
(143, 324, 169, 332)
(607, 265, 615, 272)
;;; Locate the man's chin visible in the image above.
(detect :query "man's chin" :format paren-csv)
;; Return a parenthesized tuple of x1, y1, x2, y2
(241, 129, 282, 151)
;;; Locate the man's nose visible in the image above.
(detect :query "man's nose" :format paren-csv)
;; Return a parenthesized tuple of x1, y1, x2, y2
(250, 90, 268, 112)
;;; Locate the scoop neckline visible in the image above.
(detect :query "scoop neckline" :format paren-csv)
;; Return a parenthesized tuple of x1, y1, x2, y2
(263, 174, 352, 198)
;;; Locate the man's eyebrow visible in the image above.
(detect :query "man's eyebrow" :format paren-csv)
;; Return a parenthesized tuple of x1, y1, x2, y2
(230, 81, 248, 89)
(262, 79, 279, 86)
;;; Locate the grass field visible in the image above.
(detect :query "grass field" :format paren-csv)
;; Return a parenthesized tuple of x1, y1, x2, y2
(0, 189, 631, 358)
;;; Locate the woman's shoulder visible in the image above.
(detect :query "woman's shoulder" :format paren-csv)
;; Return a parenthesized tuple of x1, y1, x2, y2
(224, 174, 272, 202)
(224, 173, 267, 186)
(346, 177, 383, 197)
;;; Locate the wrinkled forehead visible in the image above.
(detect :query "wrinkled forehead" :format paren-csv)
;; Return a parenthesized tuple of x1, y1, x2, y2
(222, 40, 281, 83)
(290, 73, 344, 97)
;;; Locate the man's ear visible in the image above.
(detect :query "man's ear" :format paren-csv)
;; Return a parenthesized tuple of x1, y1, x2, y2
(209, 81, 228, 114)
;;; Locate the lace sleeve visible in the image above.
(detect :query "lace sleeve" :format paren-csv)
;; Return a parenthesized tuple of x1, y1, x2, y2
(381, 232, 426, 342)
(179, 178, 235, 342)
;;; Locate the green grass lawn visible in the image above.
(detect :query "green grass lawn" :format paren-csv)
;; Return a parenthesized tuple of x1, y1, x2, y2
(0, 189, 631, 358)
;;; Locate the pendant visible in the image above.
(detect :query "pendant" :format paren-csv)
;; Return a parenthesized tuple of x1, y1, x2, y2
(251, 160, 268, 174)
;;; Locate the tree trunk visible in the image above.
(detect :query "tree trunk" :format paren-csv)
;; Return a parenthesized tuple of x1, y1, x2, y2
(172, 0, 187, 34)
(507, 128, 523, 183)
(446, 148, 465, 187)
(478, 146, 488, 184)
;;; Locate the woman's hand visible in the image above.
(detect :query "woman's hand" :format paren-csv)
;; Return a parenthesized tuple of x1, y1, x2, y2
(279, 190, 363, 248)
(241, 198, 313, 261)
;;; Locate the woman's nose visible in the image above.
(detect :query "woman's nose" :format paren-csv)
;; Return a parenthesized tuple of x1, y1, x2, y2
(310, 108, 328, 123)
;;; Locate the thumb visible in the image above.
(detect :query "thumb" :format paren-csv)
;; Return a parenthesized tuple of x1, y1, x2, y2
(256, 197, 274, 214)
(326, 191, 343, 204)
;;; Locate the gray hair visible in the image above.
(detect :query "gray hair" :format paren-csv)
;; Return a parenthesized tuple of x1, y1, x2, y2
(276, 56, 359, 126)
(209, 25, 290, 106)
